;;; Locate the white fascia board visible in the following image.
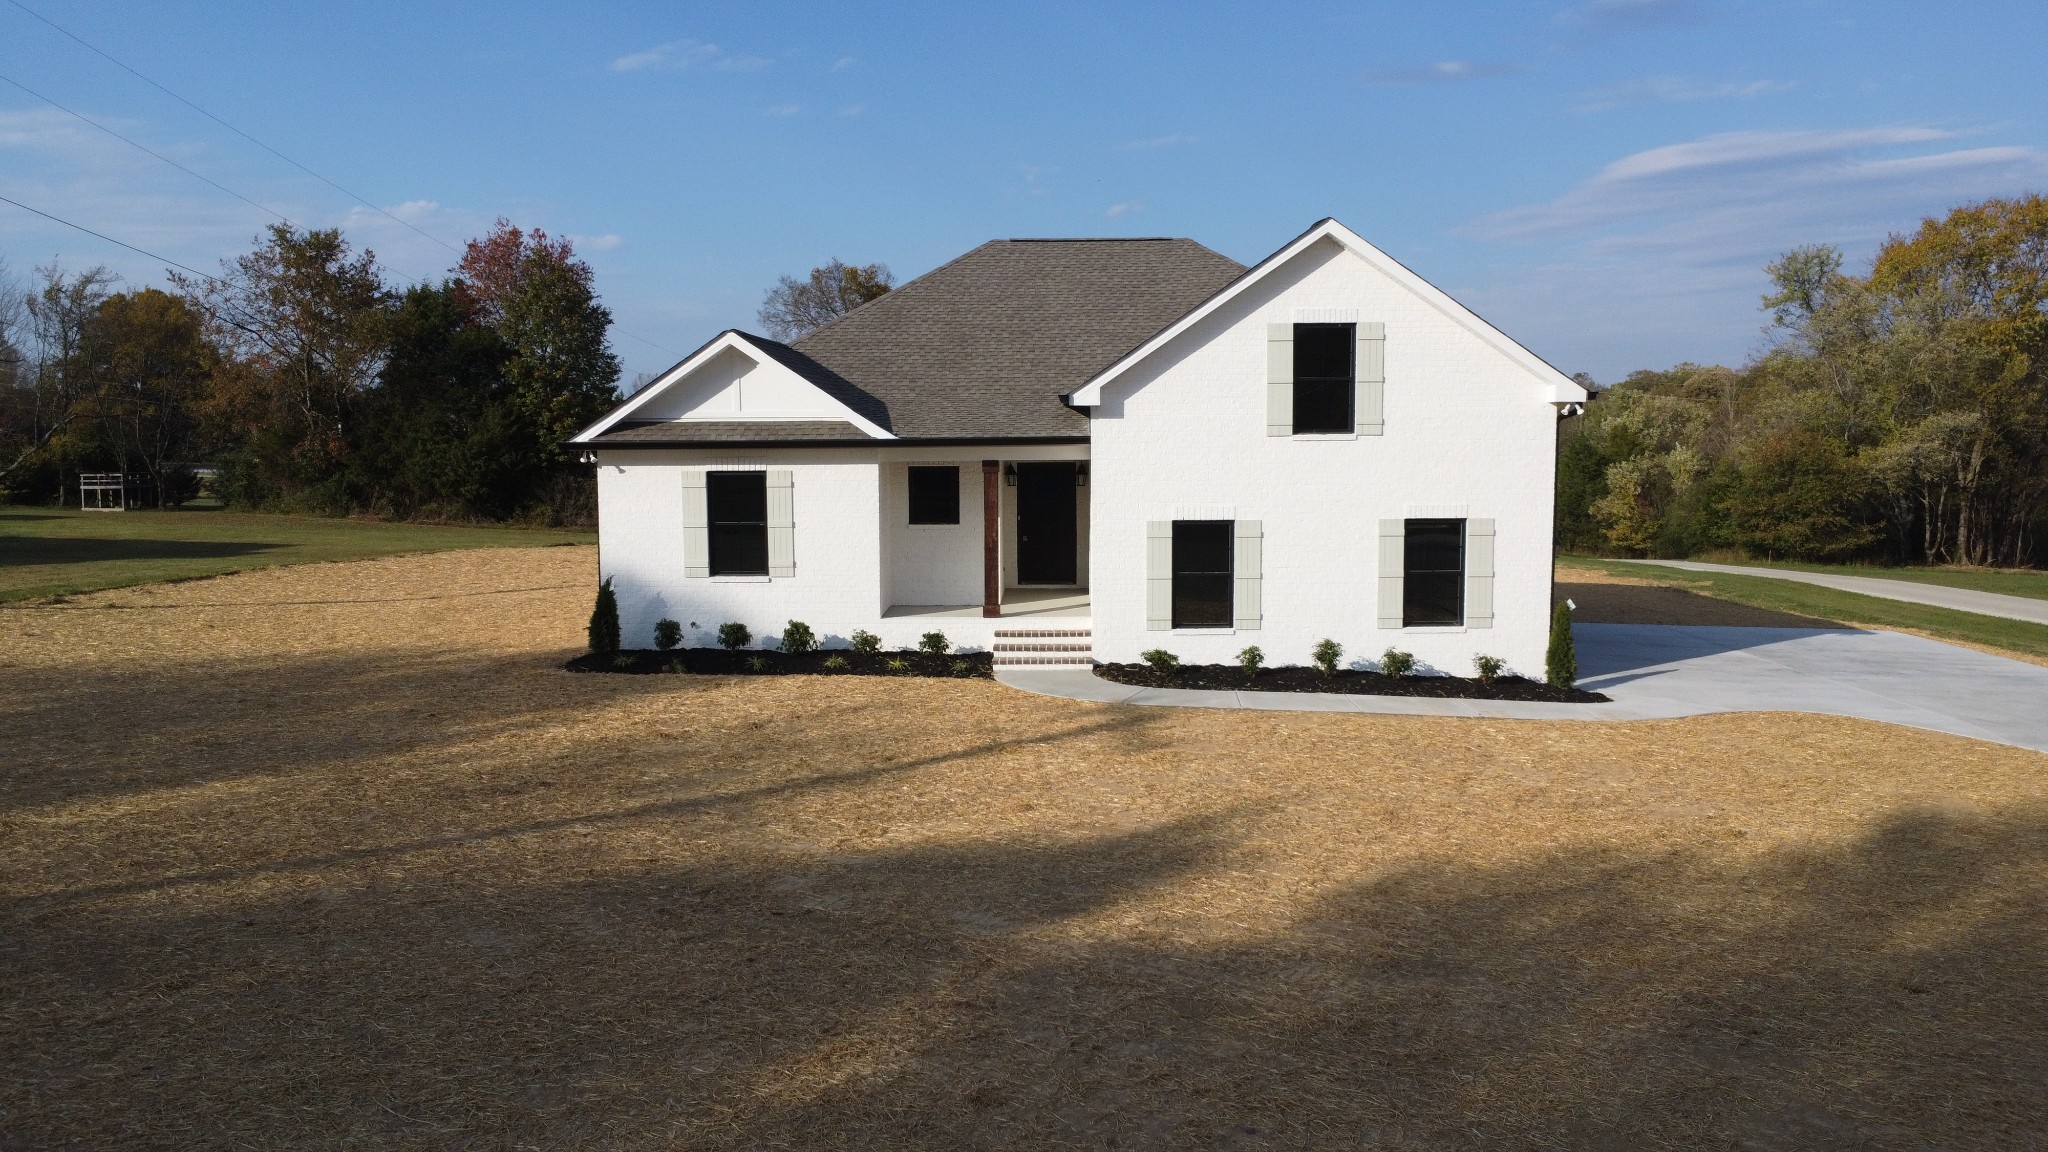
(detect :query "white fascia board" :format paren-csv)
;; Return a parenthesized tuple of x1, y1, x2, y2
(1069, 218, 1589, 407)
(570, 331, 893, 442)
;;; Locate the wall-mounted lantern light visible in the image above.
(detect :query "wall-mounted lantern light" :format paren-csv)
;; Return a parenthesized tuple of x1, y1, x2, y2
(1003, 463, 1018, 486)
(1075, 463, 1088, 486)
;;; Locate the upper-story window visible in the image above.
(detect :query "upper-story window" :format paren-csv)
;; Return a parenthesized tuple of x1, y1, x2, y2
(907, 465, 960, 525)
(1292, 323, 1355, 434)
(707, 471, 769, 576)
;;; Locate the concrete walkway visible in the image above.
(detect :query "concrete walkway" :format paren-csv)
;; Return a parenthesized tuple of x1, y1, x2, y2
(996, 623, 2048, 753)
(1631, 559, 2048, 626)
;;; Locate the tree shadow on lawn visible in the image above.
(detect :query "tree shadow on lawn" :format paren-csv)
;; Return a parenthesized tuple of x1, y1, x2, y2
(0, 534, 281, 566)
(5, 796, 2043, 1149)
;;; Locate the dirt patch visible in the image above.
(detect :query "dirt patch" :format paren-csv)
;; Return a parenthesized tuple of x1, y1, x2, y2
(1556, 566, 1847, 628)
(1095, 662, 1606, 702)
(5, 546, 2046, 1149)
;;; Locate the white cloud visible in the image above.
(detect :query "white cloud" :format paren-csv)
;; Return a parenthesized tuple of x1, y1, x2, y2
(1359, 60, 1523, 87)
(764, 103, 802, 118)
(609, 39, 768, 73)
(1575, 76, 1790, 112)
(1119, 133, 1197, 151)
(571, 233, 623, 252)
(1105, 200, 1144, 218)
(836, 104, 865, 118)
(831, 56, 857, 71)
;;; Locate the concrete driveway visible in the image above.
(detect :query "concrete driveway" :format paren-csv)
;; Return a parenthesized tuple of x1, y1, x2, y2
(1633, 559, 2048, 626)
(997, 623, 2048, 753)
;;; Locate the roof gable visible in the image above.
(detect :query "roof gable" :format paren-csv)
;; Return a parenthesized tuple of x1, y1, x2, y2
(571, 330, 893, 443)
(1068, 219, 1588, 407)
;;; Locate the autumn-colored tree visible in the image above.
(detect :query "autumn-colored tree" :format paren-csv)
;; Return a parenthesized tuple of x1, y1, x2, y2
(176, 225, 391, 507)
(757, 259, 893, 340)
(455, 220, 620, 469)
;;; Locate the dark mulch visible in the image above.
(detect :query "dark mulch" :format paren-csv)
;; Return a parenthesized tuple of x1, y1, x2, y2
(565, 648, 994, 679)
(1095, 663, 1609, 702)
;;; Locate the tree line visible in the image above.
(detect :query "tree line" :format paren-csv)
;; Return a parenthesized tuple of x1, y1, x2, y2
(0, 220, 620, 522)
(1559, 195, 2048, 568)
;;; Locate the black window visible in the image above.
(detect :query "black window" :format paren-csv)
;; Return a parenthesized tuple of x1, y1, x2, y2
(707, 471, 768, 576)
(1172, 520, 1233, 628)
(1403, 518, 1464, 626)
(1293, 322, 1354, 434)
(907, 465, 959, 524)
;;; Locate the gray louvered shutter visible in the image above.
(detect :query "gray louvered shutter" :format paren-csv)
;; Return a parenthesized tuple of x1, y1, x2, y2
(766, 470, 795, 577)
(1146, 521, 1172, 630)
(1356, 321, 1385, 436)
(1233, 520, 1261, 630)
(1377, 519, 1404, 629)
(1266, 323, 1293, 436)
(1465, 518, 1494, 628)
(681, 471, 709, 578)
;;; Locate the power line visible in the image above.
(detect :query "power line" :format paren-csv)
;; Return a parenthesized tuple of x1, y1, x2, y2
(0, 71, 294, 227)
(3, 0, 458, 254)
(0, 192, 226, 286)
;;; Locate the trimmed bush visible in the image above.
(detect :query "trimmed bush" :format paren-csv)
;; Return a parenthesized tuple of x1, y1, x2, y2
(717, 622, 751, 651)
(1237, 645, 1265, 678)
(849, 629, 882, 655)
(1473, 654, 1506, 684)
(1141, 648, 1181, 675)
(918, 630, 951, 656)
(1546, 600, 1578, 688)
(822, 654, 849, 671)
(587, 578, 620, 655)
(653, 618, 682, 651)
(1311, 638, 1343, 677)
(1379, 648, 1416, 678)
(781, 620, 817, 655)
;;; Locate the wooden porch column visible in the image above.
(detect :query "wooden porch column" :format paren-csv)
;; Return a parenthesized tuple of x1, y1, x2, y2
(981, 459, 1001, 618)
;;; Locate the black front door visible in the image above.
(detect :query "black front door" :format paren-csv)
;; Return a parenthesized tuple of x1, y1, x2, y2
(1015, 463, 1077, 585)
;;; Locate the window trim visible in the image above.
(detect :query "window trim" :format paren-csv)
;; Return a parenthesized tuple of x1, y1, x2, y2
(906, 464, 961, 526)
(706, 470, 770, 577)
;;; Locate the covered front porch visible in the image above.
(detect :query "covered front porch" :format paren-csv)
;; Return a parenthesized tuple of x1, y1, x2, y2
(880, 446, 1091, 622)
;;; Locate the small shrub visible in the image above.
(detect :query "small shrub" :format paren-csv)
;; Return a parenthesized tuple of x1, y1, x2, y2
(1311, 638, 1343, 677)
(1237, 645, 1264, 678)
(745, 654, 769, 673)
(849, 629, 882, 655)
(950, 659, 972, 676)
(1140, 648, 1181, 675)
(918, 630, 951, 656)
(885, 657, 909, 673)
(587, 577, 620, 655)
(1546, 600, 1577, 688)
(1473, 654, 1506, 684)
(822, 654, 849, 671)
(1379, 648, 1416, 678)
(610, 653, 634, 669)
(665, 658, 686, 674)
(717, 622, 751, 651)
(653, 618, 682, 651)
(781, 620, 817, 655)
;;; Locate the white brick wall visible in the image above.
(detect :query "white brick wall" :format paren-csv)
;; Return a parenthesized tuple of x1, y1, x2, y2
(1088, 236, 1560, 678)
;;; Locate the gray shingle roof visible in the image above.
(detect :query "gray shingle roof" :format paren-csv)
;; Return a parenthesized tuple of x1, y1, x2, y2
(588, 419, 872, 445)
(784, 238, 1247, 439)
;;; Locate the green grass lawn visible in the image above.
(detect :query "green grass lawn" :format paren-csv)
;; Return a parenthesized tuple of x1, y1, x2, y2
(1569, 556, 2048, 661)
(0, 506, 593, 602)
(1668, 556, 2048, 602)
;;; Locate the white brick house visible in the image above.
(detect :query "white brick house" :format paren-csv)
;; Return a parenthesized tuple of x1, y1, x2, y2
(570, 219, 1587, 676)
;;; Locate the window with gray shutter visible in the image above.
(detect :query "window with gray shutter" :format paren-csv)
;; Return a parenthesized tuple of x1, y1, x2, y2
(1146, 521, 1172, 629)
(766, 469, 795, 577)
(1377, 520, 1404, 628)
(1465, 518, 1494, 628)
(1233, 520, 1262, 630)
(1266, 324, 1293, 436)
(1356, 322, 1384, 436)
(682, 472, 710, 578)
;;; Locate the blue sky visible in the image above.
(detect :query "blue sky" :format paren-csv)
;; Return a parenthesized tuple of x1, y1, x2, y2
(2, 0, 2044, 385)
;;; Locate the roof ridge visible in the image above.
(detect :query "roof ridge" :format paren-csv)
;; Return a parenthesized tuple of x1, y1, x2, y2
(1002, 236, 1180, 243)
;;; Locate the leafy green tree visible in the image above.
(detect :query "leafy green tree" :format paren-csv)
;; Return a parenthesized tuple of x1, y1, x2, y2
(70, 288, 216, 506)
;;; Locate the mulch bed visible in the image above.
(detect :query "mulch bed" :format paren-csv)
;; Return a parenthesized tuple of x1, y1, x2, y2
(1095, 662, 1609, 702)
(565, 647, 994, 678)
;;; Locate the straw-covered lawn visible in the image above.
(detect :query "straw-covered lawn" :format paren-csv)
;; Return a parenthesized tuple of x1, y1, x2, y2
(4, 547, 2045, 1149)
